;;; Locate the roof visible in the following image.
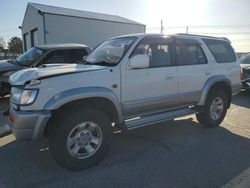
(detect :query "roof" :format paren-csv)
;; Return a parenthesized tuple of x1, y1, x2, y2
(29, 3, 145, 26)
(110, 33, 231, 44)
(118, 33, 228, 39)
(36, 43, 90, 50)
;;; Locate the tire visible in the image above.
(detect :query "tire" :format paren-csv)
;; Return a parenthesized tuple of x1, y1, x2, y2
(48, 108, 112, 171)
(196, 89, 228, 127)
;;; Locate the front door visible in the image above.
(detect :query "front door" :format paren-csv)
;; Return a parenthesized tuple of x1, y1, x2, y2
(121, 36, 180, 118)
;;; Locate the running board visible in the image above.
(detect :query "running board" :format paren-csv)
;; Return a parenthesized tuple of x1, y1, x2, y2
(125, 108, 198, 130)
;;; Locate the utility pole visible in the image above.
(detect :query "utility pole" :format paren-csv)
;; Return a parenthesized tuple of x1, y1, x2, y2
(186, 26, 189, 34)
(161, 19, 164, 34)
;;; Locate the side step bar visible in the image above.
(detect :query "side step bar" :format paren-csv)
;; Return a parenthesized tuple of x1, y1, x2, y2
(0, 124, 12, 138)
(125, 108, 198, 130)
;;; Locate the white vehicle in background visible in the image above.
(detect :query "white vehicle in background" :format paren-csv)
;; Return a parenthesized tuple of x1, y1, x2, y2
(7, 33, 241, 170)
(239, 53, 250, 89)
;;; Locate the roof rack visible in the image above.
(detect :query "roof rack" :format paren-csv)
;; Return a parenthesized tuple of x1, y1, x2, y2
(174, 33, 232, 43)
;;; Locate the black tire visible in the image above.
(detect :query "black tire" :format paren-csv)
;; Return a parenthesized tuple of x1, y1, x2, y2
(196, 89, 228, 127)
(48, 108, 112, 171)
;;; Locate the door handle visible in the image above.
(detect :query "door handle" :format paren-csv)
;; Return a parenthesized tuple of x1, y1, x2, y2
(165, 74, 174, 80)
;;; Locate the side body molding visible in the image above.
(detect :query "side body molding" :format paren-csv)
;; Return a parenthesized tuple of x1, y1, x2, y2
(198, 75, 231, 106)
(44, 87, 123, 122)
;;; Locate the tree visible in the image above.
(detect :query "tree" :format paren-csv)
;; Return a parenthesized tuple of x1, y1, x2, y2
(8, 37, 22, 54)
(0, 36, 5, 51)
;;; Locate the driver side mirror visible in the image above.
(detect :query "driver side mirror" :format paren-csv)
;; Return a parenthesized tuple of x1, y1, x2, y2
(128, 54, 150, 69)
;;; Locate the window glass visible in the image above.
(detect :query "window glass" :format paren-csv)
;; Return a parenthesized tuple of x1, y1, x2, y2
(85, 37, 136, 66)
(64, 49, 88, 63)
(175, 43, 207, 65)
(16, 47, 45, 66)
(132, 37, 171, 68)
(202, 39, 236, 63)
(44, 49, 88, 64)
(44, 50, 64, 64)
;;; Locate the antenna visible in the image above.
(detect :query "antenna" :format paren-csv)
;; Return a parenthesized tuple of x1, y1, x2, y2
(161, 19, 164, 34)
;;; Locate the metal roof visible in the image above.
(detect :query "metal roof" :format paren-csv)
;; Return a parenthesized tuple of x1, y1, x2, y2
(29, 3, 145, 26)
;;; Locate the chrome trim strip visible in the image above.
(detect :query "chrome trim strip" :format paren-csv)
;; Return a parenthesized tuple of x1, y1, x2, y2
(122, 94, 180, 117)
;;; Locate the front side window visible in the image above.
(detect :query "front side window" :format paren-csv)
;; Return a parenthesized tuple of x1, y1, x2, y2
(131, 37, 172, 68)
(16, 47, 45, 66)
(202, 38, 236, 63)
(44, 50, 64, 64)
(84, 37, 136, 66)
(65, 49, 88, 63)
(42, 49, 88, 64)
(175, 42, 207, 66)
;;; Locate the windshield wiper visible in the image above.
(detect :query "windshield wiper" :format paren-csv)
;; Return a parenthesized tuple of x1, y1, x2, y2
(81, 59, 115, 66)
(79, 59, 92, 65)
(92, 60, 116, 66)
(7, 59, 20, 65)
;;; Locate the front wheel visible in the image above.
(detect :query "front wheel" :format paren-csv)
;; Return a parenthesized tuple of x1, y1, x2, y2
(196, 90, 228, 127)
(48, 109, 112, 171)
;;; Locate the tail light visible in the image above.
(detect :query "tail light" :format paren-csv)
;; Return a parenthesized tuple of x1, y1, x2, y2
(240, 68, 245, 80)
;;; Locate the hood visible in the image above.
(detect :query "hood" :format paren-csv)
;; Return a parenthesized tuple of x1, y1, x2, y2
(0, 60, 21, 73)
(9, 64, 107, 86)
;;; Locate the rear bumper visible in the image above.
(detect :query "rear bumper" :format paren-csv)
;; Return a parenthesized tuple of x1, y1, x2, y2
(232, 83, 242, 95)
(8, 108, 51, 141)
(241, 79, 250, 90)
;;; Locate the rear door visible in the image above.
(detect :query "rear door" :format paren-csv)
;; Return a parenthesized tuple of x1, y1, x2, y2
(202, 39, 239, 86)
(174, 38, 212, 106)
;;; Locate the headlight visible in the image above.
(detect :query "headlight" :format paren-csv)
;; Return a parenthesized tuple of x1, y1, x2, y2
(11, 87, 38, 105)
(20, 89, 38, 105)
(10, 87, 23, 104)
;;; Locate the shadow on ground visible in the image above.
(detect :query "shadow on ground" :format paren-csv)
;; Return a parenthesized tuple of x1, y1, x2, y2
(232, 90, 250, 108)
(0, 118, 250, 188)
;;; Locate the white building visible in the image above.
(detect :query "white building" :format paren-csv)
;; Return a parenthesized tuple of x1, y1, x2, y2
(21, 3, 146, 51)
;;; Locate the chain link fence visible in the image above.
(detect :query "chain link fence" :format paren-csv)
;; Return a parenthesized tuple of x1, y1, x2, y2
(0, 51, 20, 60)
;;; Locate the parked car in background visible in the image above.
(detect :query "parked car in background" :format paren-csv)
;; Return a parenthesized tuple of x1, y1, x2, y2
(239, 53, 250, 89)
(0, 44, 91, 96)
(236, 52, 248, 58)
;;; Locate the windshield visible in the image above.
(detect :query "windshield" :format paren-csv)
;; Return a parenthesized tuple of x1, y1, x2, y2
(16, 47, 46, 66)
(84, 37, 136, 66)
(239, 53, 250, 64)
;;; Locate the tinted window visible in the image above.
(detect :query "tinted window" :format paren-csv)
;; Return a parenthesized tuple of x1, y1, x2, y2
(132, 37, 171, 68)
(202, 39, 236, 63)
(44, 49, 88, 64)
(64, 49, 88, 63)
(45, 50, 64, 64)
(175, 43, 207, 66)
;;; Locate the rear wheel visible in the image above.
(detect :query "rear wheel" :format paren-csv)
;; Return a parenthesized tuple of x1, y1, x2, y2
(48, 108, 112, 171)
(196, 89, 228, 127)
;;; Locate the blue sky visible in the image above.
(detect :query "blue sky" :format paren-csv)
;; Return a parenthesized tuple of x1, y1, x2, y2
(1, 0, 250, 51)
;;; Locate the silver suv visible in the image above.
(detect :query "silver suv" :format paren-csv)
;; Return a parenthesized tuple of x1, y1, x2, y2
(7, 34, 241, 170)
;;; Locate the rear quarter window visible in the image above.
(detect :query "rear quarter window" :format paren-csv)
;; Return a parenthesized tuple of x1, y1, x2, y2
(202, 38, 236, 63)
